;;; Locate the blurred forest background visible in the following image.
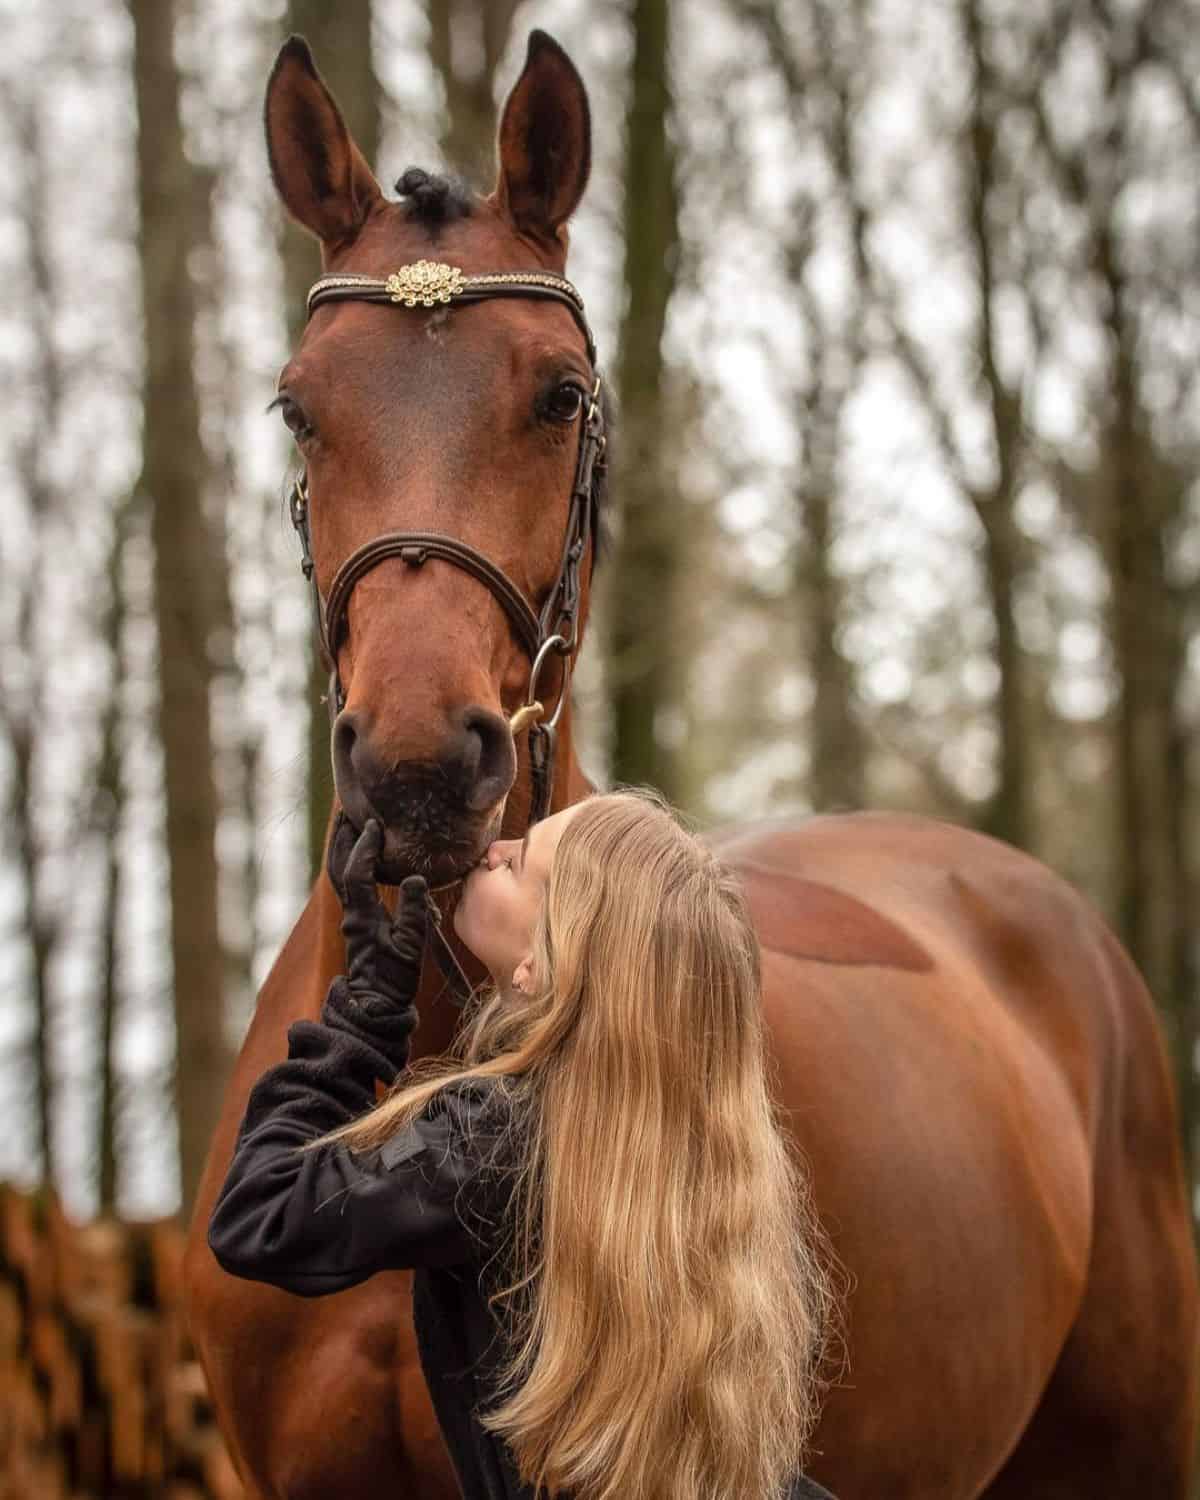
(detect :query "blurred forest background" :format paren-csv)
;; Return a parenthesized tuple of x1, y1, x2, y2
(1, 0, 1198, 1246)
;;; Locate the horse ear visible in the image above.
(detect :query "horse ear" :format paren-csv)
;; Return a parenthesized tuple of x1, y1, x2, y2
(264, 35, 382, 249)
(493, 31, 591, 246)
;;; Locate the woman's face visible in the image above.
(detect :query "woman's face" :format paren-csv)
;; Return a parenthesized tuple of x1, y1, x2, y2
(453, 803, 582, 992)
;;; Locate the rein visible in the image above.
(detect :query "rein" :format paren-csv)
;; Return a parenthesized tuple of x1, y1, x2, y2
(285, 259, 606, 1004)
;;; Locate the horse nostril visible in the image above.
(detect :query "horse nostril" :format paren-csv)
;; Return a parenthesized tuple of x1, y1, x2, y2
(453, 706, 518, 813)
(330, 708, 384, 829)
(331, 709, 360, 793)
(333, 705, 516, 824)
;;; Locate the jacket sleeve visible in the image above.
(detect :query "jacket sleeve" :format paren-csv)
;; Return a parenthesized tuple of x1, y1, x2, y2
(207, 976, 512, 1295)
(790, 1477, 838, 1500)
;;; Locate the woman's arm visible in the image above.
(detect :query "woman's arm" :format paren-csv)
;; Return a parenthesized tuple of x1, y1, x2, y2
(208, 817, 507, 1294)
(208, 976, 506, 1293)
(791, 1476, 838, 1500)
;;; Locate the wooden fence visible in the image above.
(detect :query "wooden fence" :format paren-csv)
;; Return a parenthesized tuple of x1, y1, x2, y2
(0, 1182, 242, 1499)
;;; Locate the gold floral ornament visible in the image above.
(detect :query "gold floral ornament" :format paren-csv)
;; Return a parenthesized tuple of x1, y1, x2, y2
(385, 260, 466, 308)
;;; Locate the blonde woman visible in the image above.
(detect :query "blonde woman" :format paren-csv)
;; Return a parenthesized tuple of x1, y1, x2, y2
(209, 787, 838, 1500)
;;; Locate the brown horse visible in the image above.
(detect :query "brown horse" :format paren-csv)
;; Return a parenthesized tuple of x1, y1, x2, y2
(184, 30, 1199, 1500)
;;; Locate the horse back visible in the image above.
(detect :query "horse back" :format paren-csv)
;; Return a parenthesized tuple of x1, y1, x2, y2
(710, 809, 1198, 1496)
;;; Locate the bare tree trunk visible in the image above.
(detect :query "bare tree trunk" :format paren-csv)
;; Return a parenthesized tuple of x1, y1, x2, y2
(1103, 295, 1188, 1128)
(1166, 671, 1198, 1176)
(131, 0, 228, 1222)
(426, 0, 521, 180)
(6, 92, 63, 1189)
(791, 254, 866, 812)
(93, 498, 133, 1213)
(1031, 0, 1198, 1177)
(813, 0, 1033, 841)
(282, 0, 379, 883)
(10, 731, 55, 1185)
(801, 481, 865, 810)
(607, 0, 683, 799)
(792, 1, 867, 811)
(959, 0, 1031, 849)
(198, 143, 258, 1042)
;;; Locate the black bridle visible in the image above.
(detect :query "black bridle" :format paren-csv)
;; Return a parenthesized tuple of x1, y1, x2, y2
(285, 260, 606, 1004)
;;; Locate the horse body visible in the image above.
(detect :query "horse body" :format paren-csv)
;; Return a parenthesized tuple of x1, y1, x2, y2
(719, 811, 1198, 1495)
(186, 776, 1198, 1499)
(184, 30, 1197, 1498)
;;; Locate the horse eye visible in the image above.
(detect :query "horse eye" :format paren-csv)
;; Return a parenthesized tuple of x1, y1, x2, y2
(541, 382, 584, 423)
(270, 393, 314, 443)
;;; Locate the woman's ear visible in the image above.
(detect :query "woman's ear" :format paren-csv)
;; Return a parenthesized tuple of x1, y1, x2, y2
(491, 30, 591, 248)
(512, 953, 536, 995)
(264, 35, 383, 249)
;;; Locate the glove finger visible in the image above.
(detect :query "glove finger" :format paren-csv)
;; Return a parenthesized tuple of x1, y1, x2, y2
(326, 811, 359, 903)
(395, 876, 431, 935)
(341, 819, 385, 915)
(378, 876, 430, 971)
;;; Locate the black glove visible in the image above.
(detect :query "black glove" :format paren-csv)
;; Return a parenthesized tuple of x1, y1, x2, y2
(327, 815, 430, 1020)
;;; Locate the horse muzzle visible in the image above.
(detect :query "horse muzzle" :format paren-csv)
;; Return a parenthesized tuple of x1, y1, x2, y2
(330, 703, 512, 884)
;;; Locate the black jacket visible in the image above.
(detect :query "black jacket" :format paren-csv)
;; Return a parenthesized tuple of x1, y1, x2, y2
(208, 977, 836, 1500)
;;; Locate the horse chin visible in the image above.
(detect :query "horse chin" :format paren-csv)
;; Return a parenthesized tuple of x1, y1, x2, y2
(375, 817, 503, 892)
(375, 850, 474, 891)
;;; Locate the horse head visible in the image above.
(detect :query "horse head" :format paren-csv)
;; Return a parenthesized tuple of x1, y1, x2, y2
(264, 30, 607, 889)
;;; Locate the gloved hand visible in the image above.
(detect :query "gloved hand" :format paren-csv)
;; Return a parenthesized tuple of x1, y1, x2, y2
(327, 814, 430, 1018)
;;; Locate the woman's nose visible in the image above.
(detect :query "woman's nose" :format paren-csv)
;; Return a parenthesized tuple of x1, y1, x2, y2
(482, 841, 511, 870)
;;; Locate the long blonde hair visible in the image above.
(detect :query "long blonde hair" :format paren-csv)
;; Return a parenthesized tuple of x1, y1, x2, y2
(316, 785, 837, 1499)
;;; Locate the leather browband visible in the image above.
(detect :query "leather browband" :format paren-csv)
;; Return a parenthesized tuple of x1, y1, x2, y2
(307, 264, 598, 366)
